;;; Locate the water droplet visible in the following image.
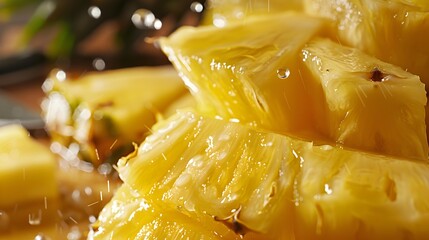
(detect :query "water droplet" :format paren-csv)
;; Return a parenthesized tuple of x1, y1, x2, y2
(71, 190, 81, 202)
(92, 58, 105, 71)
(217, 151, 227, 160)
(132, 9, 156, 29)
(213, 14, 226, 27)
(97, 163, 112, 175)
(324, 183, 333, 195)
(88, 6, 101, 19)
(28, 210, 42, 225)
(190, 2, 204, 13)
(184, 200, 195, 211)
(277, 68, 290, 79)
(55, 69, 67, 81)
(88, 215, 97, 224)
(84, 186, 93, 196)
(0, 210, 10, 231)
(153, 19, 163, 30)
(34, 233, 51, 240)
(67, 226, 82, 240)
(189, 155, 204, 168)
(174, 173, 192, 187)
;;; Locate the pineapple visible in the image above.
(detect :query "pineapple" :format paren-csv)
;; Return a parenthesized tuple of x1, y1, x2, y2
(0, 125, 59, 231)
(96, 111, 429, 239)
(0, 125, 58, 207)
(41, 66, 187, 165)
(301, 38, 428, 160)
(160, 12, 330, 138)
(303, 0, 429, 94)
(90, 183, 240, 239)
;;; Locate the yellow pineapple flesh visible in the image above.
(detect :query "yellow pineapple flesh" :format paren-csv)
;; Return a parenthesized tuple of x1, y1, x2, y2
(0, 125, 58, 207)
(160, 13, 330, 137)
(91, 2, 429, 239)
(303, 0, 429, 93)
(301, 38, 428, 160)
(110, 111, 429, 239)
(91, 183, 240, 240)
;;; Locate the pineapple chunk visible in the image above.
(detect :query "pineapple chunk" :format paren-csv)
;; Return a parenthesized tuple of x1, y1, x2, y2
(160, 12, 330, 137)
(303, 0, 429, 93)
(112, 111, 429, 239)
(301, 38, 428, 160)
(0, 125, 57, 206)
(42, 66, 187, 165)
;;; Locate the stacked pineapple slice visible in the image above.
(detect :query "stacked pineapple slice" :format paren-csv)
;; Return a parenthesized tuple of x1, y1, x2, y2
(90, 4, 429, 240)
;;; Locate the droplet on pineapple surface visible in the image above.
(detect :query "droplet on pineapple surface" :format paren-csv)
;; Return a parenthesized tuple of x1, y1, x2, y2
(67, 226, 82, 240)
(28, 210, 42, 225)
(190, 2, 204, 13)
(0, 210, 10, 231)
(34, 233, 51, 240)
(174, 173, 192, 187)
(324, 183, 333, 195)
(55, 69, 67, 81)
(277, 68, 290, 79)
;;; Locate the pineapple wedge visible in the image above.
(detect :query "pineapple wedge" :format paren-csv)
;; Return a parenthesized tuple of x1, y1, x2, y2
(303, 0, 429, 91)
(301, 38, 428, 160)
(160, 13, 330, 137)
(0, 124, 57, 207)
(42, 66, 187, 165)
(110, 111, 429, 239)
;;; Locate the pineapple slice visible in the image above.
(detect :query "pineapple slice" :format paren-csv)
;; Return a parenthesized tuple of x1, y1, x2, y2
(0, 124, 58, 207)
(303, 0, 429, 92)
(301, 38, 428, 160)
(42, 66, 187, 165)
(90, 183, 240, 240)
(112, 111, 429, 239)
(160, 13, 329, 137)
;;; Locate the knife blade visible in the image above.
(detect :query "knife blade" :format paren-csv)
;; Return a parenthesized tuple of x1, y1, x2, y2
(0, 91, 46, 137)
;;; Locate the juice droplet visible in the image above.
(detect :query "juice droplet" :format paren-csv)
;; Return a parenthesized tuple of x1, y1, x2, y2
(0, 210, 10, 231)
(34, 233, 51, 240)
(28, 210, 42, 225)
(67, 226, 82, 240)
(190, 2, 204, 13)
(277, 68, 290, 79)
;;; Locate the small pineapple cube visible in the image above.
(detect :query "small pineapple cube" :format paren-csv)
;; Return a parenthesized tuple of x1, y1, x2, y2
(0, 124, 58, 207)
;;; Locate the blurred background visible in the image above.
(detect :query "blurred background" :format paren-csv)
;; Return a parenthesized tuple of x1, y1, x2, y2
(0, 0, 206, 86)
